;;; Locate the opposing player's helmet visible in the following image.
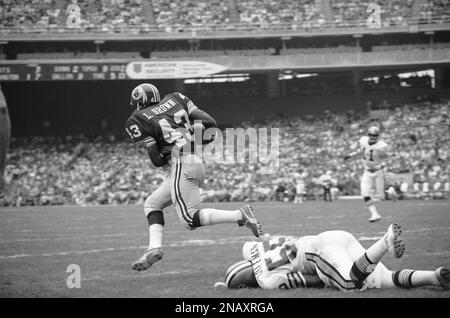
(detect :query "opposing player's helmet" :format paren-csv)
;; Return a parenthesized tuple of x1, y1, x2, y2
(130, 83, 161, 110)
(225, 260, 258, 289)
(368, 126, 380, 144)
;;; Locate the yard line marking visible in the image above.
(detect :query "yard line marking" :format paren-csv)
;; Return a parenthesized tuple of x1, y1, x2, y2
(0, 236, 255, 260)
(83, 270, 194, 282)
(406, 251, 450, 257)
(356, 226, 450, 238)
(404, 227, 450, 233)
(0, 233, 131, 243)
(417, 203, 450, 206)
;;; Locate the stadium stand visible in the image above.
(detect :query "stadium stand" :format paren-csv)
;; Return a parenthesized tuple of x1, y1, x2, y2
(280, 45, 362, 55)
(420, 0, 450, 22)
(1, 100, 448, 207)
(331, 0, 413, 27)
(236, 0, 325, 26)
(372, 43, 450, 52)
(2, 0, 449, 34)
(0, 0, 148, 32)
(15, 51, 143, 59)
(16, 52, 77, 59)
(150, 48, 276, 59)
(152, 0, 233, 31)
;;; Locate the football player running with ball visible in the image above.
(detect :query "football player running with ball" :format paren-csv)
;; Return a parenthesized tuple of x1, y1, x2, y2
(125, 83, 262, 271)
(343, 126, 393, 222)
(219, 225, 450, 292)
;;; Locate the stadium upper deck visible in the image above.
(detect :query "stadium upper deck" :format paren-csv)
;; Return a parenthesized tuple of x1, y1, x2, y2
(0, 0, 449, 40)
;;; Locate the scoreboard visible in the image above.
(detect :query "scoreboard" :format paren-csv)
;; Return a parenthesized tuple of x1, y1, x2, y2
(0, 62, 128, 81)
(0, 61, 228, 81)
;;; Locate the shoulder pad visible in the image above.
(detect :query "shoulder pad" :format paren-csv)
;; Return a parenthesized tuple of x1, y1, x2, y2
(359, 136, 368, 145)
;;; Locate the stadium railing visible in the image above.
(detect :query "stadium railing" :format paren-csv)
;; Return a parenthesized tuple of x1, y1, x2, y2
(1, 17, 450, 39)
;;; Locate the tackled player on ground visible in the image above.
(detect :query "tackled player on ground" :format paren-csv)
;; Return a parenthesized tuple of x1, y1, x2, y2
(217, 224, 450, 292)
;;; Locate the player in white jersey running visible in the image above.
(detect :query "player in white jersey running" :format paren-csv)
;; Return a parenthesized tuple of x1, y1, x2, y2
(343, 126, 391, 222)
(218, 225, 450, 292)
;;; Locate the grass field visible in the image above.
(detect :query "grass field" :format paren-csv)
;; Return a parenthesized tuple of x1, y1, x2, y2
(0, 200, 449, 298)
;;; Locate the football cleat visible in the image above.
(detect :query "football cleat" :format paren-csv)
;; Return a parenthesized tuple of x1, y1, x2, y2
(238, 205, 262, 238)
(369, 213, 382, 222)
(435, 267, 450, 289)
(385, 224, 405, 258)
(131, 247, 163, 271)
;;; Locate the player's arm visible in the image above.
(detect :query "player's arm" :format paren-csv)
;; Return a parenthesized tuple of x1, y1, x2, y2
(125, 119, 167, 168)
(175, 92, 218, 144)
(146, 144, 167, 167)
(258, 270, 324, 290)
(343, 149, 361, 161)
(189, 109, 218, 145)
(369, 145, 395, 172)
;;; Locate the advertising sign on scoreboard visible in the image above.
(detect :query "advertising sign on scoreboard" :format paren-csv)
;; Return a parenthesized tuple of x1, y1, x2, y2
(125, 61, 228, 79)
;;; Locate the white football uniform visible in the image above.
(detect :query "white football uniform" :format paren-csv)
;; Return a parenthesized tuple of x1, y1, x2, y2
(243, 232, 391, 291)
(359, 136, 388, 198)
(242, 236, 310, 289)
(294, 231, 389, 291)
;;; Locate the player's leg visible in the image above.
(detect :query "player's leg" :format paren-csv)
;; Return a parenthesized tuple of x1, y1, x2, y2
(0, 87, 11, 190)
(306, 245, 358, 291)
(384, 267, 450, 289)
(376, 170, 386, 201)
(365, 261, 450, 289)
(170, 155, 262, 237)
(131, 178, 172, 271)
(348, 224, 405, 288)
(344, 224, 449, 290)
(361, 171, 381, 222)
(386, 186, 398, 202)
(305, 231, 365, 291)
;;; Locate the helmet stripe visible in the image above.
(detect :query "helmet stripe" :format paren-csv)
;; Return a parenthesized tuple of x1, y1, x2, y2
(225, 260, 252, 287)
(154, 85, 160, 101)
(148, 84, 160, 103)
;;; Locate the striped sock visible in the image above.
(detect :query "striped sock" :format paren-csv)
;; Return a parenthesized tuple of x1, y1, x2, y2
(350, 253, 376, 288)
(392, 270, 416, 289)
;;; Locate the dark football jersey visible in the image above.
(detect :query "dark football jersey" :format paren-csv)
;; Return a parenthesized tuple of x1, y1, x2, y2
(125, 92, 198, 159)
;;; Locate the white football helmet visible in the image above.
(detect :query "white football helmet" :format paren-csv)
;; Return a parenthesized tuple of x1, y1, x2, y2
(224, 260, 258, 289)
(368, 126, 380, 144)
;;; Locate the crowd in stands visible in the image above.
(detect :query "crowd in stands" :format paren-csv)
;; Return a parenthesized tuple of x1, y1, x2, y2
(332, 0, 413, 27)
(3, 0, 449, 34)
(0, 0, 148, 33)
(152, 0, 232, 32)
(1, 100, 448, 207)
(236, 0, 325, 28)
(420, 0, 450, 23)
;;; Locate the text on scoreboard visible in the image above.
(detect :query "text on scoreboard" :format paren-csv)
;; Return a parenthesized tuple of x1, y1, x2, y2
(0, 61, 227, 81)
